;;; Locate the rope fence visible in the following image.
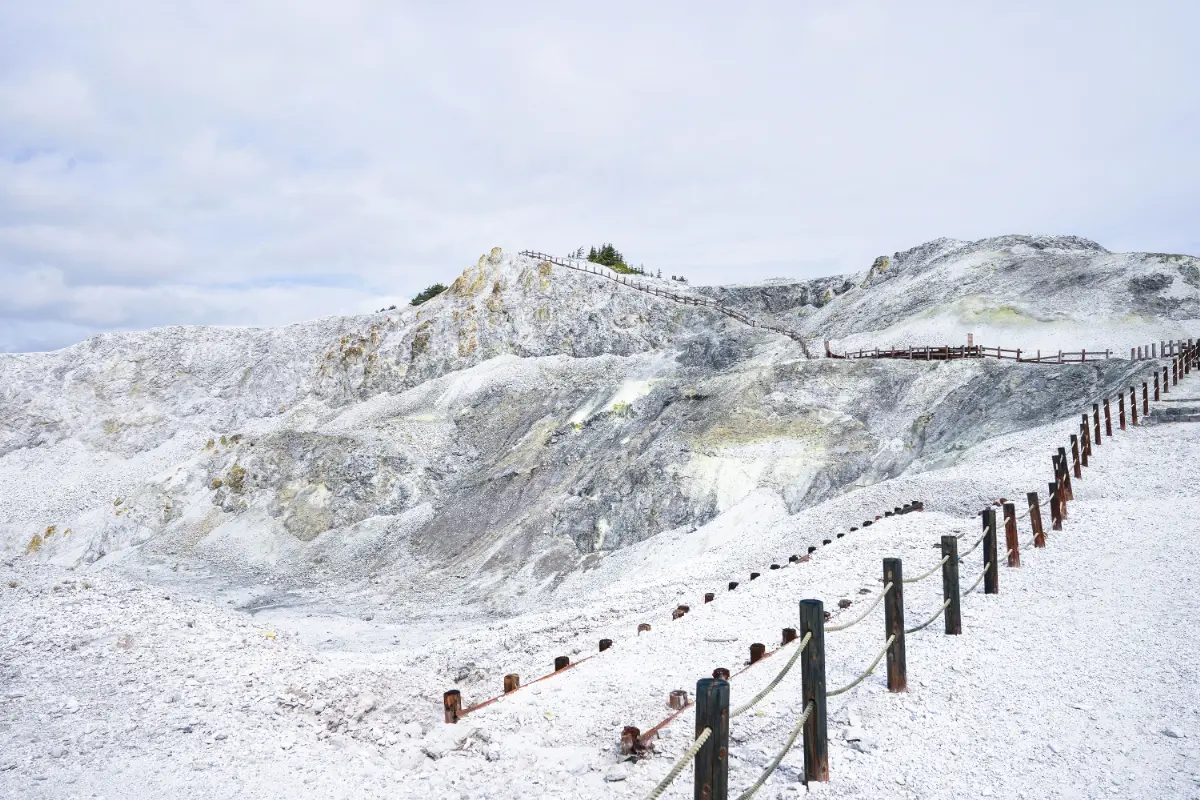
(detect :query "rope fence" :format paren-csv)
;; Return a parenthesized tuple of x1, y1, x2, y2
(826, 583, 891, 632)
(644, 727, 712, 800)
(903, 555, 949, 583)
(827, 635, 896, 697)
(731, 632, 812, 717)
(905, 599, 952, 634)
(732, 701, 815, 800)
(443, 340, 1200, 799)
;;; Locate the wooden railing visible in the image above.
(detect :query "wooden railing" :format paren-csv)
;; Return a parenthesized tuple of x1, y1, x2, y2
(826, 343, 1113, 363)
(520, 250, 813, 358)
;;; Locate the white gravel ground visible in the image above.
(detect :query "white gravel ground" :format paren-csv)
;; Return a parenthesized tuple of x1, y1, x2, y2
(3, 383, 1199, 799)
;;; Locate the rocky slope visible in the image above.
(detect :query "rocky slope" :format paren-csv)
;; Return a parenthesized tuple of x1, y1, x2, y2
(712, 234, 1200, 353)
(0, 240, 1181, 616)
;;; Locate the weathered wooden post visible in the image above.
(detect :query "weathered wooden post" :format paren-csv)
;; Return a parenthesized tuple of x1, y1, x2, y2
(749, 643, 766, 664)
(982, 508, 999, 594)
(798, 599, 828, 783)
(443, 690, 462, 724)
(1070, 434, 1082, 478)
(1057, 446, 1074, 501)
(1104, 397, 1113, 436)
(693, 677, 730, 799)
(941, 535, 961, 635)
(1119, 393, 1126, 429)
(554, 656, 570, 671)
(883, 558, 906, 691)
(600, 638, 613, 652)
(1081, 414, 1092, 460)
(504, 674, 521, 693)
(1130, 387, 1138, 425)
(1003, 502, 1021, 567)
(782, 628, 798, 645)
(1093, 403, 1102, 445)
(1049, 482, 1062, 531)
(1028, 491, 1045, 546)
(1052, 454, 1067, 520)
(1155, 372, 1161, 401)
(1143, 382, 1149, 415)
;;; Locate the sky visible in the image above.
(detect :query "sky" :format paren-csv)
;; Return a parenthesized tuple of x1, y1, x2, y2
(1, 1, 1198, 352)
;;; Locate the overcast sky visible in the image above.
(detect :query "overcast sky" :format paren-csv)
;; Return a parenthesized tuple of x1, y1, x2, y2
(2, 1, 1198, 352)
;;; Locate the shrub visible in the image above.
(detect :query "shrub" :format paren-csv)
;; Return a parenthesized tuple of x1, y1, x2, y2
(410, 284, 448, 306)
(583, 243, 645, 275)
(226, 464, 247, 493)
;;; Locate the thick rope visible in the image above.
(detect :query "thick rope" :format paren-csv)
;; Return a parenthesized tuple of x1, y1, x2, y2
(643, 727, 712, 800)
(959, 533, 985, 558)
(905, 599, 951, 634)
(964, 562, 993, 594)
(732, 632, 812, 718)
(733, 701, 815, 800)
(902, 555, 949, 584)
(827, 635, 896, 697)
(826, 583, 892, 632)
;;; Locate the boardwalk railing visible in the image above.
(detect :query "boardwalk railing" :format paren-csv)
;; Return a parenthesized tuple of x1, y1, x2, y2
(827, 343, 1113, 363)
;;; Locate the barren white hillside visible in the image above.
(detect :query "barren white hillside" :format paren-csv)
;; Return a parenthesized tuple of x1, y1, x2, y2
(706, 235, 1200, 354)
(1, 236, 1198, 797)
(2, 366, 1196, 800)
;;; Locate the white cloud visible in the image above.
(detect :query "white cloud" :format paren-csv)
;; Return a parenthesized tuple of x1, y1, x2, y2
(0, 0, 1197, 351)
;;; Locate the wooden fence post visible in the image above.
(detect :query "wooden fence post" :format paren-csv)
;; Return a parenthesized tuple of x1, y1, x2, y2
(883, 558, 906, 691)
(693, 677, 730, 800)
(1104, 397, 1113, 436)
(1155, 372, 1160, 401)
(1164, 365, 1170, 393)
(444, 690, 462, 724)
(1143, 382, 1149, 416)
(1028, 491, 1045, 546)
(941, 535, 961, 634)
(1130, 387, 1138, 425)
(504, 674, 521, 693)
(1003, 502, 1020, 567)
(1093, 403, 1102, 445)
(1057, 446, 1074, 501)
(1049, 482, 1062, 531)
(1119, 393, 1126, 429)
(983, 508, 999, 594)
(1081, 414, 1091, 461)
(1052, 454, 1066, 520)
(1070, 434, 1082, 478)
(798, 599, 828, 783)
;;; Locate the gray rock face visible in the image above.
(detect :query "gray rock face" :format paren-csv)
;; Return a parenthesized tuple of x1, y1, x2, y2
(0, 241, 1190, 611)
